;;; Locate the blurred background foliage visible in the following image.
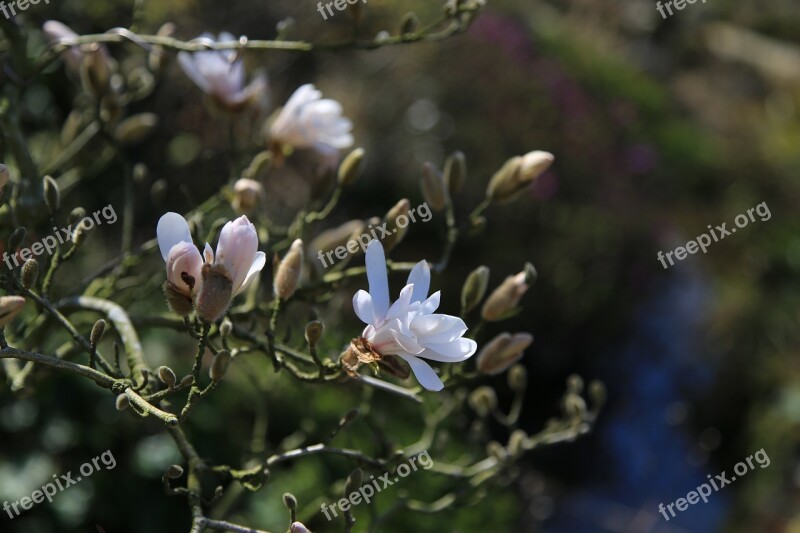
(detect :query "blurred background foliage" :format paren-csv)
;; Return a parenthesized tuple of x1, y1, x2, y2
(1, 0, 800, 531)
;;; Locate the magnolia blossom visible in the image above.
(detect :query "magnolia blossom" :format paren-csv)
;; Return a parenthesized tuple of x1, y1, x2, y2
(157, 213, 266, 321)
(43, 20, 113, 84)
(157, 213, 204, 299)
(178, 33, 267, 111)
(269, 84, 354, 159)
(351, 240, 477, 391)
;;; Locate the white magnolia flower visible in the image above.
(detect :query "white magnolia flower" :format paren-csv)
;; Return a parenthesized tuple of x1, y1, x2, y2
(203, 215, 266, 298)
(178, 33, 267, 111)
(157, 212, 204, 298)
(351, 240, 477, 391)
(269, 84, 354, 159)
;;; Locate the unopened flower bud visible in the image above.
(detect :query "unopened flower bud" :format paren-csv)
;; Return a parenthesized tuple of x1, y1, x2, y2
(43, 175, 60, 213)
(345, 468, 363, 495)
(305, 320, 324, 346)
(481, 271, 530, 322)
(158, 366, 177, 388)
(90, 319, 106, 346)
(0, 164, 8, 192)
(290, 522, 311, 533)
(8, 226, 25, 251)
(381, 199, 411, 253)
(195, 264, 234, 323)
(115, 394, 129, 411)
(338, 148, 364, 187)
(80, 44, 112, 97)
(179, 375, 194, 388)
(468, 386, 497, 417)
(507, 364, 527, 392)
(21, 259, 38, 289)
(461, 266, 489, 314)
(282, 492, 298, 511)
(486, 151, 554, 202)
(420, 162, 447, 212)
(0, 296, 26, 327)
(115, 113, 158, 146)
(476, 332, 533, 375)
(165, 465, 184, 479)
(210, 350, 232, 382)
(443, 151, 466, 194)
(232, 178, 264, 213)
(148, 22, 176, 73)
(274, 239, 304, 300)
(219, 317, 233, 337)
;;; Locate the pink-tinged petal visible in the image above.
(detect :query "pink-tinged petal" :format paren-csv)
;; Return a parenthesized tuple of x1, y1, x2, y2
(406, 261, 430, 304)
(353, 290, 375, 325)
(365, 240, 389, 323)
(416, 338, 477, 363)
(166, 242, 204, 296)
(369, 320, 422, 356)
(398, 354, 444, 391)
(386, 284, 414, 322)
(234, 251, 266, 296)
(178, 52, 211, 92)
(418, 291, 441, 315)
(157, 212, 193, 261)
(204, 243, 214, 264)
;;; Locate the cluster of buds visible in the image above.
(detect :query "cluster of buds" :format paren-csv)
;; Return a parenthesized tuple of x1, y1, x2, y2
(157, 213, 266, 323)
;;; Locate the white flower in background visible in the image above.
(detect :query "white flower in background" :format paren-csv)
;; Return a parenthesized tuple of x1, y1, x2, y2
(268, 84, 354, 160)
(156, 213, 266, 321)
(157, 213, 204, 315)
(178, 32, 267, 112)
(349, 240, 477, 391)
(43, 20, 113, 81)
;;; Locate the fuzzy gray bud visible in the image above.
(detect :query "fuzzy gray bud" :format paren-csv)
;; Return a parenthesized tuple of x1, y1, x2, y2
(420, 162, 447, 212)
(158, 366, 177, 388)
(338, 148, 364, 187)
(305, 320, 324, 346)
(444, 151, 466, 194)
(90, 319, 106, 346)
(21, 259, 38, 289)
(461, 266, 489, 314)
(210, 350, 232, 382)
(274, 239, 304, 300)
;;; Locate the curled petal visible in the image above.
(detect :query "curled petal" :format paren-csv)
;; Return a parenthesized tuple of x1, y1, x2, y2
(398, 354, 444, 391)
(406, 261, 430, 304)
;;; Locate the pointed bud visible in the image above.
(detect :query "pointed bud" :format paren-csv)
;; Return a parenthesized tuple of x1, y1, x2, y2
(420, 162, 447, 212)
(43, 176, 60, 213)
(220, 317, 233, 337)
(179, 375, 194, 388)
(481, 271, 530, 322)
(461, 266, 489, 314)
(381, 199, 411, 253)
(210, 350, 232, 382)
(443, 151, 466, 194)
(115, 113, 158, 145)
(290, 522, 311, 533)
(468, 386, 497, 417)
(80, 44, 112, 97)
(0, 164, 9, 191)
(165, 465, 184, 479)
(476, 332, 533, 375)
(282, 492, 298, 511)
(232, 178, 264, 213)
(196, 264, 234, 323)
(345, 468, 363, 495)
(8, 226, 26, 252)
(90, 319, 106, 346)
(274, 239, 304, 300)
(507, 364, 527, 393)
(486, 151, 554, 202)
(305, 320, 324, 346)
(21, 259, 38, 289)
(400, 12, 419, 34)
(337, 148, 364, 187)
(115, 394, 129, 411)
(0, 296, 25, 327)
(158, 366, 177, 388)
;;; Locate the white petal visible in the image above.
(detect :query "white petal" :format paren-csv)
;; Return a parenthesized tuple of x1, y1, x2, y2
(365, 240, 390, 323)
(411, 314, 467, 344)
(157, 212, 192, 261)
(386, 284, 414, 322)
(234, 251, 266, 296)
(418, 291, 441, 315)
(416, 338, 477, 363)
(353, 290, 375, 325)
(203, 243, 214, 263)
(398, 354, 444, 392)
(406, 261, 430, 304)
